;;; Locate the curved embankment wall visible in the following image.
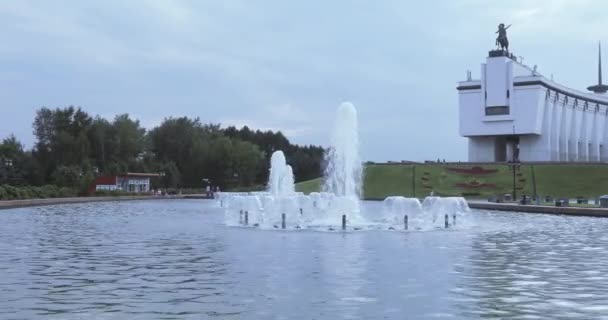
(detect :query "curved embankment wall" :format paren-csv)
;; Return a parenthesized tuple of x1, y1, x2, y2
(0, 195, 211, 210)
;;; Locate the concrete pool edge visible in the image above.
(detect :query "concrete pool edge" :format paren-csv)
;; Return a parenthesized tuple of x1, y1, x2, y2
(467, 201, 608, 217)
(4, 195, 608, 217)
(0, 195, 214, 210)
(367, 197, 608, 217)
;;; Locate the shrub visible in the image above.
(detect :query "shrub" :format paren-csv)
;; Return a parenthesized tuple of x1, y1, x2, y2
(228, 185, 265, 192)
(92, 190, 150, 197)
(461, 192, 481, 197)
(0, 185, 7, 200)
(0, 184, 77, 200)
(4, 185, 18, 200)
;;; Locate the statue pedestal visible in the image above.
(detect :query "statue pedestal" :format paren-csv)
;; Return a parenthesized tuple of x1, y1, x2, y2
(488, 49, 514, 59)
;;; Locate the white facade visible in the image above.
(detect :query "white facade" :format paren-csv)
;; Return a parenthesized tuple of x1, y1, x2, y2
(117, 176, 151, 192)
(96, 185, 118, 191)
(93, 175, 154, 193)
(458, 51, 608, 162)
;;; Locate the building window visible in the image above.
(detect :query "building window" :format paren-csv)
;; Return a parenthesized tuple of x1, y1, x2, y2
(485, 106, 510, 115)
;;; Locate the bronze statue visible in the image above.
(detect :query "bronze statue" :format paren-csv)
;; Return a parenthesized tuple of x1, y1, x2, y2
(495, 23, 511, 51)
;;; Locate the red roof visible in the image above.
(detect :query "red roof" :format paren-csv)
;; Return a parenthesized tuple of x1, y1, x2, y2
(94, 176, 117, 185)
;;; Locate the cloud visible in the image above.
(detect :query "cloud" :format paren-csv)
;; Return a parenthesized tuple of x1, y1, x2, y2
(219, 103, 321, 141)
(1, 0, 607, 160)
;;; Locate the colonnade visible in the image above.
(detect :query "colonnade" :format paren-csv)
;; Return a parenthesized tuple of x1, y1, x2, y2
(540, 90, 608, 162)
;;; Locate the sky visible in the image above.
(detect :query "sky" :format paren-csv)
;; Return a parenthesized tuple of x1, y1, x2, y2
(0, 0, 606, 162)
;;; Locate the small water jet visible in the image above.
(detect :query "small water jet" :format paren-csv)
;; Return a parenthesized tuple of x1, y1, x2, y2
(268, 151, 295, 196)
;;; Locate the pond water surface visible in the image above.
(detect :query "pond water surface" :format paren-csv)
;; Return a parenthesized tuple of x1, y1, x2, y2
(1, 199, 608, 319)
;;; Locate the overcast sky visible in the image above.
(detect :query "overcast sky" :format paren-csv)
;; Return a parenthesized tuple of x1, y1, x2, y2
(0, 0, 606, 161)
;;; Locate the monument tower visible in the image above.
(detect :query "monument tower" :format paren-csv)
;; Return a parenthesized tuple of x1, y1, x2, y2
(587, 43, 608, 94)
(457, 26, 608, 162)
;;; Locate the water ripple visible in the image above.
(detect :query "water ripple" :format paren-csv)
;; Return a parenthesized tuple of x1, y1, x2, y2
(1, 201, 608, 319)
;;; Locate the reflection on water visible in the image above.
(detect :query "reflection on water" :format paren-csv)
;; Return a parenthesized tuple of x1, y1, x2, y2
(1, 200, 608, 319)
(459, 213, 608, 319)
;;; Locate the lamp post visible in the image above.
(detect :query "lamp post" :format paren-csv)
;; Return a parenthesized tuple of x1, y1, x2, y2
(233, 172, 239, 187)
(509, 160, 520, 202)
(159, 171, 167, 189)
(203, 178, 212, 196)
(1, 158, 14, 185)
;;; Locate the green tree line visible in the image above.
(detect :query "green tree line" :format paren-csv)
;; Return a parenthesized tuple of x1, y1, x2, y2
(0, 106, 324, 193)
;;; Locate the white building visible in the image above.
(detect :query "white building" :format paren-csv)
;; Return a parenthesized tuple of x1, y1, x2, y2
(91, 173, 159, 193)
(458, 48, 608, 162)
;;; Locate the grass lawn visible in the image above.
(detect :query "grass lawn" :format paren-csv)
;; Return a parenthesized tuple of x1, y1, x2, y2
(295, 163, 608, 200)
(567, 203, 600, 208)
(532, 165, 608, 198)
(294, 165, 415, 199)
(295, 178, 322, 194)
(364, 164, 414, 199)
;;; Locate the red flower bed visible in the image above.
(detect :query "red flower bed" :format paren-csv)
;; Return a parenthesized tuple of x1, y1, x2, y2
(454, 183, 497, 189)
(446, 166, 498, 175)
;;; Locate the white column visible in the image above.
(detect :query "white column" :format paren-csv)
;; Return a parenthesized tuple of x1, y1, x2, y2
(559, 99, 569, 161)
(550, 94, 560, 161)
(541, 91, 553, 160)
(601, 110, 608, 162)
(506, 142, 515, 162)
(468, 137, 495, 162)
(579, 103, 589, 161)
(590, 104, 600, 161)
(569, 100, 579, 161)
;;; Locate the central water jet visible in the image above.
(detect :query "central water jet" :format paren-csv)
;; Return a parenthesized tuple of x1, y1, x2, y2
(323, 102, 362, 200)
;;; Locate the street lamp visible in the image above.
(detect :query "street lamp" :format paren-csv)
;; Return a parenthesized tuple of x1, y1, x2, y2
(158, 171, 167, 189)
(1, 158, 14, 185)
(509, 160, 520, 202)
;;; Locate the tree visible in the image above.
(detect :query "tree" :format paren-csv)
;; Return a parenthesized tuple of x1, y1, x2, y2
(159, 161, 181, 189)
(16, 107, 324, 191)
(221, 126, 323, 183)
(228, 140, 264, 187)
(89, 117, 114, 173)
(32, 106, 93, 182)
(148, 117, 220, 187)
(112, 114, 146, 170)
(0, 135, 29, 185)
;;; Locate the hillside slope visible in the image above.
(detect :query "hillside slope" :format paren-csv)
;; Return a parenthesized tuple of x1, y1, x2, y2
(295, 164, 608, 199)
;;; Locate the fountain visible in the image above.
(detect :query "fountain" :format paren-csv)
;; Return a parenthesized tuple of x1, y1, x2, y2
(219, 102, 471, 231)
(323, 102, 362, 199)
(268, 151, 295, 196)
